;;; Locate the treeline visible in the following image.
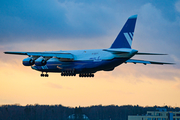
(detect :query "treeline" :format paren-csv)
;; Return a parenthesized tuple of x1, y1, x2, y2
(0, 104, 179, 120)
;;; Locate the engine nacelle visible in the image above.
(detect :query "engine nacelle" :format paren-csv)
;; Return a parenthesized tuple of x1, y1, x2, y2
(23, 57, 35, 66)
(35, 57, 47, 66)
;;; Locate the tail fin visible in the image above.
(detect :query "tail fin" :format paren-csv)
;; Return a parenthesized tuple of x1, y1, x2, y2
(110, 15, 137, 49)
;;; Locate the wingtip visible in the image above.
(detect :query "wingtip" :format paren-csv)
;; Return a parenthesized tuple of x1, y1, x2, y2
(129, 15, 138, 19)
(167, 63, 176, 65)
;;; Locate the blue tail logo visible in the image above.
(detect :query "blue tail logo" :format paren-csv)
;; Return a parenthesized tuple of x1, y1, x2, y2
(110, 15, 137, 49)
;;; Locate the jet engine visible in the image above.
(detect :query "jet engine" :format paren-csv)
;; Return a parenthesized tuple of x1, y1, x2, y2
(35, 57, 47, 66)
(23, 57, 35, 66)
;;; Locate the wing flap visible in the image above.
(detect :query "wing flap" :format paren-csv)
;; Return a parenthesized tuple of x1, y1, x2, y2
(125, 59, 174, 65)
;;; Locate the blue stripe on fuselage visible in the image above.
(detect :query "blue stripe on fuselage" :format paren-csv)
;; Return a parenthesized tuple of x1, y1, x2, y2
(31, 58, 129, 73)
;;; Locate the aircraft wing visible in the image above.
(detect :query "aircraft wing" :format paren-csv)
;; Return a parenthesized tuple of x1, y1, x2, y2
(125, 59, 174, 65)
(4, 51, 27, 55)
(4, 51, 74, 60)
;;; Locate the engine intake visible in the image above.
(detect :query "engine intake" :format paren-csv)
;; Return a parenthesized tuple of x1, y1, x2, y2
(23, 57, 35, 66)
(35, 57, 47, 66)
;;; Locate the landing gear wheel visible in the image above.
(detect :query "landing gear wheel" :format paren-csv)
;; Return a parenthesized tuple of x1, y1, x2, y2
(41, 74, 44, 77)
(45, 74, 49, 77)
(92, 74, 94, 77)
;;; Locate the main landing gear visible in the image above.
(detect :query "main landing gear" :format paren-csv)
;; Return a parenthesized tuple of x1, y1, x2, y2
(61, 71, 76, 76)
(40, 72, 49, 77)
(40, 72, 95, 77)
(79, 73, 94, 77)
(60, 71, 95, 77)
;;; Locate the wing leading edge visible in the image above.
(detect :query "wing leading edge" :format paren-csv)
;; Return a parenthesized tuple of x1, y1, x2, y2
(126, 59, 174, 65)
(4, 51, 74, 60)
(4, 52, 27, 55)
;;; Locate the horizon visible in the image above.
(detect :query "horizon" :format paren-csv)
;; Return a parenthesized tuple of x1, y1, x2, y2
(0, 103, 179, 109)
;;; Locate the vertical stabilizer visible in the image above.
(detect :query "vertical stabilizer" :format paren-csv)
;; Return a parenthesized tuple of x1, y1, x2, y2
(110, 15, 137, 49)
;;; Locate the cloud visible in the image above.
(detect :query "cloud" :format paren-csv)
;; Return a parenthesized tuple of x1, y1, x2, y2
(0, 0, 168, 45)
(136, 3, 175, 50)
(112, 64, 180, 83)
(1, 0, 179, 52)
(46, 82, 63, 89)
(175, 0, 180, 13)
(175, 83, 180, 89)
(0, 0, 67, 42)
(1, 0, 180, 80)
(0, 0, 123, 44)
(132, 2, 180, 68)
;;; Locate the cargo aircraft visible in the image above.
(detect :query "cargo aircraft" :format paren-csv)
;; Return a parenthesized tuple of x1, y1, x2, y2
(4, 15, 174, 77)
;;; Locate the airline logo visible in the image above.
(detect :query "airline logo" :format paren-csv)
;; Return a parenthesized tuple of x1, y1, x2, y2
(123, 32, 134, 46)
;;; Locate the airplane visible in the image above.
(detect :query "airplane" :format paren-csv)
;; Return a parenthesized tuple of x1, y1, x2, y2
(4, 15, 174, 77)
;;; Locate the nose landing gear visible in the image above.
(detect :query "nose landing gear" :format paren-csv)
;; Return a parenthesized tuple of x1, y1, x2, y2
(40, 72, 49, 77)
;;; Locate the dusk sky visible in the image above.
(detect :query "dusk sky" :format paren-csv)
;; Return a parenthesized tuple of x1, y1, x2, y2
(0, 0, 180, 107)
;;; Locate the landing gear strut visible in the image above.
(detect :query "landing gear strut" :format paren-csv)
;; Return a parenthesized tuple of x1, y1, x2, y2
(41, 72, 49, 77)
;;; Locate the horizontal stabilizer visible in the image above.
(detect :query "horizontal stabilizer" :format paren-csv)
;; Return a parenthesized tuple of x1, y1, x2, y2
(125, 59, 174, 65)
(103, 48, 136, 54)
(136, 52, 168, 55)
